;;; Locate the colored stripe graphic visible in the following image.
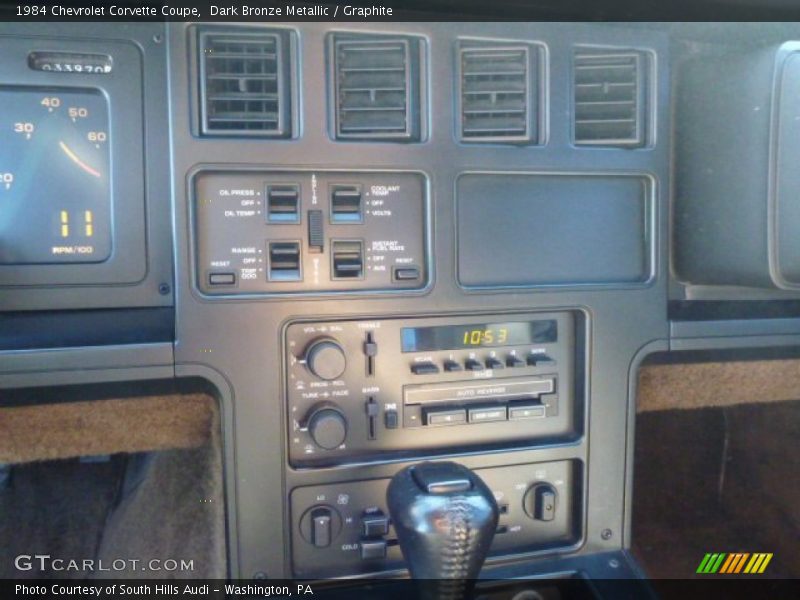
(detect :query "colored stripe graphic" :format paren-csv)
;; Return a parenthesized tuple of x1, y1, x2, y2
(699, 552, 773, 574)
(697, 553, 727, 573)
(733, 553, 750, 573)
(719, 553, 736, 573)
(760, 554, 773, 573)
(744, 554, 760, 573)
(710, 553, 726, 573)
(719, 554, 736, 574)
(696, 554, 713, 573)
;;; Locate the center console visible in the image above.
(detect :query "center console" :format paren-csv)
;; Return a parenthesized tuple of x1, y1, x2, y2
(0, 19, 663, 583)
(164, 20, 671, 582)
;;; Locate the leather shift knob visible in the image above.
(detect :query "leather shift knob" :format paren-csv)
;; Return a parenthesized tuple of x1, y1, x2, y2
(387, 461, 498, 595)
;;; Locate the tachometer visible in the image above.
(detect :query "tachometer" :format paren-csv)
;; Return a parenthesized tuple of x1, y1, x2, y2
(0, 87, 111, 264)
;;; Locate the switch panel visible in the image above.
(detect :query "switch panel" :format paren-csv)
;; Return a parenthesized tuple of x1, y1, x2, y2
(307, 210, 325, 253)
(286, 311, 580, 467)
(331, 240, 364, 279)
(193, 170, 428, 295)
(330, 184, 363, 223)
(266, 184, 301, 223)
(290, 460, 580, 578)
(268, 241, 302, 281)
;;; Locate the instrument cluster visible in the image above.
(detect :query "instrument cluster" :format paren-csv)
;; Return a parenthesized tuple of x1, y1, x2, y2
(0, 87, 111, 265)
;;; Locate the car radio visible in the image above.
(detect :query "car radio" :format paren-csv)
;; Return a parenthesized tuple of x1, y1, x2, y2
(285, 311, 582, 466)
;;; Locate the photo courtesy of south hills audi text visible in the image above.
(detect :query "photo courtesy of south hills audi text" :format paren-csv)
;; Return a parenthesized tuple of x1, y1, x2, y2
(14, 584, 315, 597)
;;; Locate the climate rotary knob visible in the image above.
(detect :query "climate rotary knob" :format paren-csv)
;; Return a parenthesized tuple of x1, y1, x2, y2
(306, 406, 348, 450)
(304, 338, 347, 381)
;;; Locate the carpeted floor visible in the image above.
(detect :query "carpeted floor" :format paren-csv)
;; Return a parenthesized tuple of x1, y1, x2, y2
(632, 400, 800, 579)
(0, 399, 226, 580)
(0, 457, 125, 579)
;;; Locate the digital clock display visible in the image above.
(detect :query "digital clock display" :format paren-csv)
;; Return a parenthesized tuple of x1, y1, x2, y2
(401, 320, 557, 353)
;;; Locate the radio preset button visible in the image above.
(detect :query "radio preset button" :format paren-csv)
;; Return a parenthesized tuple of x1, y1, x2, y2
(528, 355, 557, 367)
(506, 355, 525, 368)
(411, 362, 440, 375)
(468, 407, 507, 423)
(485, 357, 504, 370)
(426, 409, 467, 426)
(443, 360, 463, 372)
(465, 358, 484, 371)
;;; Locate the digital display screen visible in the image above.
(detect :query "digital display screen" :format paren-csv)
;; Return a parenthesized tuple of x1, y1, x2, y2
(401, 320, 558, 353)
(0, 87, 111, 264)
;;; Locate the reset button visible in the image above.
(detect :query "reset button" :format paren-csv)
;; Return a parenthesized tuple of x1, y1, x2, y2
(209, 272, 236, 286)
(393, 266, 420, 281)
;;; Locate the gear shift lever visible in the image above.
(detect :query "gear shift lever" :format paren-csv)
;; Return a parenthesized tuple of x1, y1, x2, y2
(387, 462, 499, 599)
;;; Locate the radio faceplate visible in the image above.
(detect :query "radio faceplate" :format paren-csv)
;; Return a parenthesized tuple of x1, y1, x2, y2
(285, 312, 581, 467)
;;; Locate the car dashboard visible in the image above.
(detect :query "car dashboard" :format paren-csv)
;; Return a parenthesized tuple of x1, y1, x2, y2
(2, 17, 800, 594)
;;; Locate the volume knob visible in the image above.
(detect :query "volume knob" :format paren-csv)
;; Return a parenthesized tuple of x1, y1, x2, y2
(307, 407, 348, 450)
(304, 338, 347, 381)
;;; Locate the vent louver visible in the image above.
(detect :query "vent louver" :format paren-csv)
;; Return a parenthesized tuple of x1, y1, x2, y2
(459, 44, 533, 142)
(574, 50, 646, 147)
(332, 35, 420, 141)
(199, 29, 291, 137)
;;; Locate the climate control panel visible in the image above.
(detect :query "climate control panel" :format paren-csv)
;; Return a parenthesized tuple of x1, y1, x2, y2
(285, 312, 580, 466)
(193, 169, 428, 295)
(290, 460, 580, 577)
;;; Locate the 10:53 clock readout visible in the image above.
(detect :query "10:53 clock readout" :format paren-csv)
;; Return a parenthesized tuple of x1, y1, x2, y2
(401, 320, 558, 353)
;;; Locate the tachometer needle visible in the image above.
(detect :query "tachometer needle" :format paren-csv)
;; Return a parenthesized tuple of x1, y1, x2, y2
(58, 140, 101, 178)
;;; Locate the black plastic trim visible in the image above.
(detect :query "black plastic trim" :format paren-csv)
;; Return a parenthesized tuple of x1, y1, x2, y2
(0, 307, 175, 351)
(669, 300, 800, 321)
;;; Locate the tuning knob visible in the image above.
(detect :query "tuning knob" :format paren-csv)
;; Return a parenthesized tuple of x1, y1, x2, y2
(307, 406, 348, 450)
(304, 338, 347, 381)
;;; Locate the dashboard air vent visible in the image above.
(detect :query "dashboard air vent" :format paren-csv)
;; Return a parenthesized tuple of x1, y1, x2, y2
(332, 35, 420, 141)
(199, 29, 291, 137)
(459, 44, 533, 142)
(574, 50, 646, 147)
